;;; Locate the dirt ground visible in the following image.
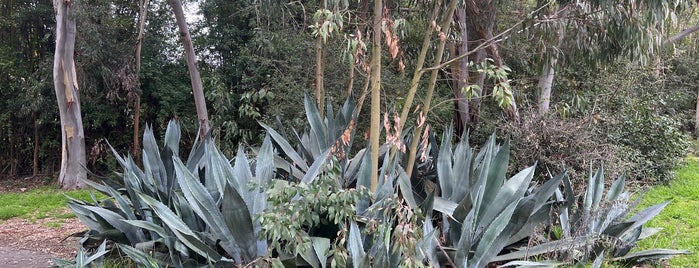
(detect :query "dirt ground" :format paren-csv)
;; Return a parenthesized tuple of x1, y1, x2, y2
(0, 176, 86, 267)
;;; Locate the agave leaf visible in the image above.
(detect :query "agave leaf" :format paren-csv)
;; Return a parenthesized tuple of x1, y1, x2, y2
(344, 148, 366, 184)
(477, 165, 535, 239)
(261, 123, 309, 171)
(106, 140, 128, 169)
(498, 260, 562, 267)
(612, 249, 691, 263)
(138, 193, 223, 262)
(451, 136, 474, 204)
(419, 220, 440, 267)
(256, 134, 275, 185)
(68, 203, 108, 232)
(186, 134, 207, 172)
(119, 244, 161, 268)
(490, 236, 593, 262)
(273, 156, 305, 180)
(312, 237, 331, 268)
(85, 240, 110, 264)
(591, 250, 605, 268)
(614, 201, 671, 237)
(305, 93, 329, 151)
(433, 197, 457, 217)
(355, 148, 372, 214)
(437, 127, 454, 199)
(301, 147, 333, 184)
(164, 120, 181, 156)
(470, 200, 520, 268)
(349, 221, 369, 268)
(584, 166, 605, 216)
(174, 159, 248, 262)
(638, 227, 663, 240)
(142, 125, 167, 184)
(232, 145, 255, 205)
(222, 183, 262, 259)
(298, 235, 322, 268)
(606, 174, 626, 201)
(123, 220, 168, 239)
(78, 178, 111, 197)
(479, 139, 510, 212)
(530, 173, 565, 215)
(397, 166, 418, 210)
(454, 210, 474, 267)
(472, 135, 495, 221)
(140, 152, 161, 198)
(82, 205, 146, 243)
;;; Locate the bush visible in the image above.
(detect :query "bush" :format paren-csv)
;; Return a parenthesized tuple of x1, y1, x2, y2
(502, 110, 624, 184)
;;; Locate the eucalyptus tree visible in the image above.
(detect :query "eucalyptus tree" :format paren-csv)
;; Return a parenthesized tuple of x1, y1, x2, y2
(530, 0, 687, 115)
(53, 0, 87, 189)
(169, 0, 210, 138)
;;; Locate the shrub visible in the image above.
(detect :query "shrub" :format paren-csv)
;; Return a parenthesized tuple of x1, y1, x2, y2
(501, 110, 624, 185)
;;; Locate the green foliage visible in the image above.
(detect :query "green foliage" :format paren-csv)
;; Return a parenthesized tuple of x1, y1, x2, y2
(596, 62, 692, 183)
(259, 161, 369, 266)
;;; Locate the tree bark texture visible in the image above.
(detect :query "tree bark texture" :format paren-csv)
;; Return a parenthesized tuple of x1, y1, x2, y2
(664, 23, 699, 46)
(53, 0, 87, 189)
(452, 7, 471, 135)
(369, 0, 383, 192)
(314, 0, 325, 116)
(169, 0, 210, 138)
(537, 57, 556, 115)
(133, 0, 149, 158)
(695, 88, 699, 138)
(315, 34, 325, 116)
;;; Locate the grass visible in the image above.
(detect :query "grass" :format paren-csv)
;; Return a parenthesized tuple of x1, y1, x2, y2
(634, 156, 699, 267)
(0, 186, 102, 221)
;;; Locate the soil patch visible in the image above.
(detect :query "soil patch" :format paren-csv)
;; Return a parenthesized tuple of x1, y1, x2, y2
(0, 176, 89, 267)
(0, 216, 85, 267)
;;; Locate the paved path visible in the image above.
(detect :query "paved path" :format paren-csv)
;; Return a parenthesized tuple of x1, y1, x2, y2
(0, 247, 56, 268)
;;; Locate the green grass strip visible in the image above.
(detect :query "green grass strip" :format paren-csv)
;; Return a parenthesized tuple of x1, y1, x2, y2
(0, 186, 100, 221)
(636, 156, 699, 266)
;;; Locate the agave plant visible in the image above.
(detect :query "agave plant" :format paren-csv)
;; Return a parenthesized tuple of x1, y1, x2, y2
(493, 166, 690, 266)
(68, 121, 271, 267)
(403, 128, 563, 268)
(262, 93, 367, 186)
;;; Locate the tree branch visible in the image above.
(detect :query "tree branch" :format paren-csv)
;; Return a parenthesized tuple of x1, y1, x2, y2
(664, 23, 699, 46)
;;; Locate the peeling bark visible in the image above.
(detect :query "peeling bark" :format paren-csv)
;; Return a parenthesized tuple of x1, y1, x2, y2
(53, 0, 87, 189)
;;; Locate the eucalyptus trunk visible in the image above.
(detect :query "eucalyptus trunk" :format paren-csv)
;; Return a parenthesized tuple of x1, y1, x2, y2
(133, 0, 149, 158)
(169, 0, 210, 137)
(53, 0, 87, 189)
(537, 57, 556, 115)
(695, 88, 699, 138)
(452, 7, 471, 134)
(369, 0, 382, 192)
(314, 0, 325, 116)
